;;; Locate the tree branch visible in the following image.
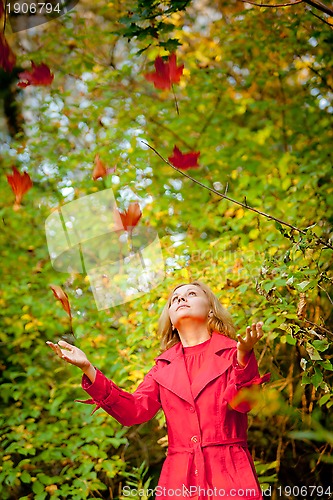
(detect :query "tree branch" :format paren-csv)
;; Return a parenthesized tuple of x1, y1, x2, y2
(143, 141, 333, 251)
(306, 64, 333, 93)
(303, 0, 333, 16)
(146, 116, 193, 150)
(318, 285, 333, 305)
(307, 8, 333, 26)
(240, 0, 333, 16)
(240, 0, 303, 8)
(304, 318, 333, 340)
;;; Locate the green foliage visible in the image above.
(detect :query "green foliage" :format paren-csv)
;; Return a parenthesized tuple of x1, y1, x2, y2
(115, 0, 191, 50)
(119, 462, 154, 499)
(0, 0, 332, 498)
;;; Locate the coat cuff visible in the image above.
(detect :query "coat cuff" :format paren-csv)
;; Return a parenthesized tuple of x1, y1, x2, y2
(232, 350, 259, 386)
(75, 368, 121, 415)
(224, 351, 271, 413)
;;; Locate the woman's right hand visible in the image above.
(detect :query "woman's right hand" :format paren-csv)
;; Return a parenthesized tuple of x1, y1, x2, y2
(46, 340, 91, 371)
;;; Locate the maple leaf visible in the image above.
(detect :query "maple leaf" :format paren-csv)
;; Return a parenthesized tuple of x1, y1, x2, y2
(0, 33, 16, 73)
(144, 53, 184, 90)
(119, 202, 142, 232)
(6, 166, 33, 210)
(17, 62, 54, 88)
(50, 285, 72, 320)
(168, 145, 200, 170)
(92, 154, 116, 180)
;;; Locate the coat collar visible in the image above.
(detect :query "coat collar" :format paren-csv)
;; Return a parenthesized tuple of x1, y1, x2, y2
(153, 332, 236, 404)
(155, 331, 236, 362)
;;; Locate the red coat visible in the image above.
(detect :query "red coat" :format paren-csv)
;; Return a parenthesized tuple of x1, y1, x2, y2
(78, 332, 270, 499)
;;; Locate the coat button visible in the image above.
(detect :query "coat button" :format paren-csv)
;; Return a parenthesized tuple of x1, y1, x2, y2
(194, 469, 199, 476)
(189, 406, 195, 412)
(191, 435, 198, 443)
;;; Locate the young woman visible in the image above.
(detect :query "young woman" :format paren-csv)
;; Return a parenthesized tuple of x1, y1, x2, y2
(47, 281, 270, 499)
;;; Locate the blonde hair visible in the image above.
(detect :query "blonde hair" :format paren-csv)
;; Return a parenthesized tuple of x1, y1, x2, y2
(158, 281, 235, 352)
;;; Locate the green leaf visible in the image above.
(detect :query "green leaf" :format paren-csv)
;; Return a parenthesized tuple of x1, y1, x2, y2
(312, 339, 329, 352)
(311, 367, 323, 389)
(319, 394, 331, 406)
(305, 344, 322, 360)
(20, 471, 32, 484)
(296, 280, 310, 291)
(159, 39, 181, 52)
(285, 334, 296, 345)
(320, 360, 333, 371)
(32, 481, 45, 495)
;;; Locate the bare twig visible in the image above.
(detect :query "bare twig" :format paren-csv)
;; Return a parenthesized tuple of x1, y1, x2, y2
(304, 318, 333, 339)
(311, 444, 329, 472)
(143, 141, 333, 251)
(307, 7, 333, 25)
(241, 0, 333, 16)
(240, 0, 302, 7)
(171, 84, 180, 116)
(146, 116, 193, 150)
(318, 285, 333, 305)
(306, 63, 333, 92)
(304, 0, 333, 16)
(3, 1, 8, 32)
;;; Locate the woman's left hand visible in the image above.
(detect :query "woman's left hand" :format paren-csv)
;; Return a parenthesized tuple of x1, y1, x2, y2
(237, 322, 264, 353)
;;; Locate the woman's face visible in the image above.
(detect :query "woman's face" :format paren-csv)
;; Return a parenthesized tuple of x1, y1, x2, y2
(168, 284, 211, 329)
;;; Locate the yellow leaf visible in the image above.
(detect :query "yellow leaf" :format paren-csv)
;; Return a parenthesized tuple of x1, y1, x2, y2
(93, 65, 103, 73)
(268, 247, 278, 256)
(46, 485, 58, 494)
(256, 128, 271, 145)
(282, 178, 291, 190)
(128, 370, 144, 383)
(236, 104, 247, 115)
(249, 228, 260, 240)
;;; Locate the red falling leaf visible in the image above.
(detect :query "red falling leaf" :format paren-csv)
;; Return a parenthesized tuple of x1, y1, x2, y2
(144, 53, 184, 90)
(168, 145, 200, 170)
(92, 154, 116, 180)
(50, 285, 72, 320)
(6, 166, 33, 210)
(0, 33, 16, 73)
(17, 62, 54, 88)
(119, 202, 142, 232)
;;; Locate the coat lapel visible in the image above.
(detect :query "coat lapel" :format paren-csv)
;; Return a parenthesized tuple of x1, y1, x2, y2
(153, 332, 236, 404)
(191, 333, 235, 400)
(153, 342, 194, 405)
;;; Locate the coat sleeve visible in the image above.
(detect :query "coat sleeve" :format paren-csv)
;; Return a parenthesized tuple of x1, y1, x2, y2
(76, 363, 162, 426)
(223, 349, 270, 413)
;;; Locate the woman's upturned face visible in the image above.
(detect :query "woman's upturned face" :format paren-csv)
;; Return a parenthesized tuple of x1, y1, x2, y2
(168, 284, 211, 329)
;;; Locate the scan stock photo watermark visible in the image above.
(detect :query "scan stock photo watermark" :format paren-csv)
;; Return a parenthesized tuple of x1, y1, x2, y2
(45, 188, 165, 310)
(5, 0, 79, 32)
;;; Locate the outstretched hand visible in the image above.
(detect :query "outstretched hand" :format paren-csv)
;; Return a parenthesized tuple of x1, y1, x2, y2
(237, 322, 264, 353)
(46, 340, 91, 371)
